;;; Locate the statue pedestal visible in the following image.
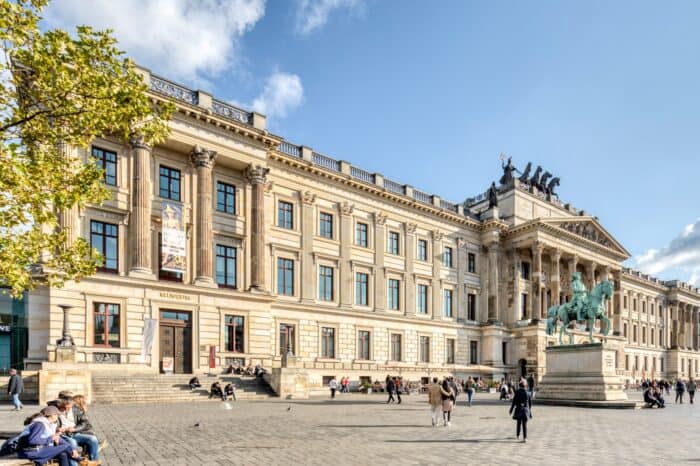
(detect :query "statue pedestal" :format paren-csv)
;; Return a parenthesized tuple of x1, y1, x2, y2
(536, 342, 639, 408)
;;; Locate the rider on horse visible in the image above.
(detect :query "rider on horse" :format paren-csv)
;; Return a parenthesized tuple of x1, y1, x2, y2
(570, 272, 587, 321)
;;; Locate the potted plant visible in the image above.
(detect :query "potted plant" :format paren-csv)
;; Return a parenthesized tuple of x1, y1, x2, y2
(361, 381, 372, 394)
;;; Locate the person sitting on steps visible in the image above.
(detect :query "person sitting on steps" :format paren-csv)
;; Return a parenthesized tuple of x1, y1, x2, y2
(189, 376, 202, 391)
(224, 383, 237, 401)
(210, 381, 224, 400)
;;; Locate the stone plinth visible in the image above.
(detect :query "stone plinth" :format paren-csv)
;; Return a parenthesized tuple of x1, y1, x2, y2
(536, 342, 638, 408)
(39, 367, 92, 405)
(266, 368, 310, 400)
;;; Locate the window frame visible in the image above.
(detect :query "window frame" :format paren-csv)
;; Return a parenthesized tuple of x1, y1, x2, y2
(446, 338, 455, 364)
(443, 289, 453, 318)
(319, 212, 334, 239)
(216, 181, 236, 215)
(321, 326, 336, 359)
(90, 220, 119, 274)
(318, 265, 334, 301)
(469, 340, 478, 364)
(417, 239, 428, 262)
(277, 258, 295, 296)
(215, 244, 237, 289)
(358, 330, 371, 360)
(390, 333, 402, 362)
(443, 246, 453, 268)
(224, 315, 245, 353)
(467, 293, 477, 321)
(387, 278, 400, 310)
(388, 231, 400, 255)
(93, 302, 120, 348)
(158, 165, 181, 201)
(355, 222, 369, 248)
(277, 200, 294, 229)
(467, 252, 476, 273)
(355, 272, 369, 306)
(419, 336, 430, 363)
(417, 284, 428, 314)
(279, 322, 296, 355)
(91, 146, 117, 186)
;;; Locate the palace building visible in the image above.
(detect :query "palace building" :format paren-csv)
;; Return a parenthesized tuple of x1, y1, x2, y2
(18, 67, 700, 395)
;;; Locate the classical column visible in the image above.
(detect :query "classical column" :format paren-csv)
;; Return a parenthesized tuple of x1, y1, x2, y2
(405, 224, 417, 317)
(585, 262, 596, 289)
(431, 230, 443, 320)
(531, 241, 544, 319)
(373, 212, 387, 312)
(339, 202, 354, 307)
(567, 254, 579, 301)
(129, 134, 153, 276)
(191, 146, 217, 286)
(612, 269, 622, 334)
(246, 164, 270, 292)
(57, 143, 81, 247)
(550, 249, 561, 307)
(300, 191, 316, 303)
(486, 242, 500, 322)
(456, 237, 467, 322)
(671, 301, 679, 348)
(512, 248, 521, 320)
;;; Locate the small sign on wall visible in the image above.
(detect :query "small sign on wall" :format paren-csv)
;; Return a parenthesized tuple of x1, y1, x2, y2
(162, 357, 174, 374)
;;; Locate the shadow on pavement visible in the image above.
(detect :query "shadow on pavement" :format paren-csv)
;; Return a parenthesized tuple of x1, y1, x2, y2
(386, 438, 517, 444)
(319, 424, 429, 428)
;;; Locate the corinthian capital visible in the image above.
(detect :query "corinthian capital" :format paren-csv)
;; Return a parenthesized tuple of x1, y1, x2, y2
(245, 164, 270, 185)
(190, 146, 217, 168)
(129, 132, 151, 150)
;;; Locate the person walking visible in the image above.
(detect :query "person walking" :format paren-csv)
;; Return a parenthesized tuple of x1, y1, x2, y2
(427, 377, 450, 427)
(687, 378, 696, 404)
(329, 377, 338, 399)
(465, 377, 475, 407)
(7, 368, 23, 411)
(385, 375, 396, 404)
(394, 377, 402, 404)
(675, 379, 686, 404)
(509, 380, 532, 443)
(526, 373, 535, 398)
(441, 378, 455, 427)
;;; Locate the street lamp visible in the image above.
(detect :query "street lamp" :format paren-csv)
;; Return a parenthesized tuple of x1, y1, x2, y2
(57, 304, 75, 347)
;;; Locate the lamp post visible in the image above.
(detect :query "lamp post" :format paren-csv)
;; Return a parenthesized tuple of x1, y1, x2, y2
(57, 304, 75, 347)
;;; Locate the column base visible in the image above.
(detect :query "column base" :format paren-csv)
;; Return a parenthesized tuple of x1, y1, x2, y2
(128, 268, 156, 280)
(193, 277, 218, 288)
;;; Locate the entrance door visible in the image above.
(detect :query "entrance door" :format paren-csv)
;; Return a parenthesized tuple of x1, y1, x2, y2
(159, 310, 192, 373)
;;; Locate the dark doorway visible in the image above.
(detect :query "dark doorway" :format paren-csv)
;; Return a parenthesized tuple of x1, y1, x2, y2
(159, 310, 192, 373)
(519, 358, 527, 378)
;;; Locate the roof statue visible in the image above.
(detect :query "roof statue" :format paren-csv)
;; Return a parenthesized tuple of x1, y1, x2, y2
(539, 171, 552, 192)
(546, 177, 560, 197)
(529, 165, 543, 188)
(487, 182, 498, 208)
(499, 156, 517, 187)
(518, 162, 532, 183)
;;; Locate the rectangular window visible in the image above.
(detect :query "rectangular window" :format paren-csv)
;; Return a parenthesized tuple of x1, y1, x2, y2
(502, 341, 508, 365)
(355, 272, 369, 306)
(388, 231, 400, 255)
(659, 329, 663, 347)
(279, 323, 295, 355)
(443, 289, 453, 318)
(319, 266, 334, 301)
(651, 303, 655, 315)
(356, 222, 368, 247)
(623, 323, 628, 337)
(625, 355, 629, 370)
(420, 336, 430, 363)
(215, 245, 237, 288)
(321, 327, 335, 359)
(319, 212, 333, 239)
(469, 341, 478, 364)
(446, 339, 455, 364)
(521, 293, 528, 320)
(158, 233, 183, 282)
(642, 301, 646, 313)
(224, 315, 244, 353)
(390, 334, 402, 361)
(443, 247, 453, 268)
(467, 252, 476, 273)
(417, 239, 428, 261)
(91, 146, 117, 186)
(633, 325, 637, 343)
(358, 330, 371, 360)
(417, 284, 428, 314)
(521, 262, 531, 280)
(159, 165, 181, 201)
(216, 182, 236, 214)
(277, 258, 294, 296)
(278, 201, 294, 229)
(633, 299, 637, 311)
(93, 303, 120, 347)
(90, 220, 118, 273)
(624, 295, 628, 309)
(467, 293, 477, 321)
(388, 279, 400, 310)
(651, 330, 655, 346)
(642, 327, 646, 344)
(659, 306, 663, 318)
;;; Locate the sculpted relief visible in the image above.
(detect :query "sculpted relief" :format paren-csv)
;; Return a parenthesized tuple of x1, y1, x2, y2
(558, 221, 614, 249)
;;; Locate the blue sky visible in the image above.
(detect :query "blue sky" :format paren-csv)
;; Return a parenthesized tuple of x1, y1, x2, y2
(44, 0, 700, 285)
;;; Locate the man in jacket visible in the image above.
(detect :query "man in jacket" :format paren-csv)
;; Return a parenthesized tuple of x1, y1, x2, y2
(687, 378, 697, 404)
(428, 378, 450, 427)
(7, 368, 23, 411)
(385, 376, 396, 404)
(56, 397, 100, 462)
(675, 379, 686, 404)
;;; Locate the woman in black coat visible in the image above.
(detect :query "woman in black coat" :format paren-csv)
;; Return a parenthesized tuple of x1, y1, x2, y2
(509, 380, 532, 442)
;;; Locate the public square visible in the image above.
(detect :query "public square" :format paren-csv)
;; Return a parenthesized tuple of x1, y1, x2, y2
(4, 392, 698, 465)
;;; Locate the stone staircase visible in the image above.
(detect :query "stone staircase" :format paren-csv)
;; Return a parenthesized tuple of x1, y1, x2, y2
(91, 373, 274, 404)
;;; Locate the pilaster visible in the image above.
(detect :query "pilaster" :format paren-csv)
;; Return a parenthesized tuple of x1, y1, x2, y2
(245, 164, 270, 293)
(128, 134, 154, 278)
(191, 146, 217, 287)
(300, 191, 316, 303)
(339, 202, 354, 307)
(431, 230, 443, 320)
(373, 212, 387, 312)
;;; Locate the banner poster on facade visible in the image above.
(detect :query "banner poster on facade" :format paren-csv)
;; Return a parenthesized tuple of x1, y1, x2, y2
(140, 318, 157, 363)
(161, 201, 186, 273)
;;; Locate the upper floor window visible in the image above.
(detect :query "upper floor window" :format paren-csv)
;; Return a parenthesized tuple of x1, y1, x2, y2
(417, 284, 428, 314)
(278, 201, 294, 229)
(319, 212, 333, 239)
(388, 279, 400, 310)
(92, 146, 117, 186)
(277, 258, 294, 296)
(467, 293, 477, 320)
(633, 299, 637, 311)
(215, 245, 237, 289)
(356, 222, 368, 247)
(467, 252, 476, 273)
(469, 340, 478, 364)
(216, 182, 236, 214)
(417, 239, 428, 261)
(388, 231, 400, 255)
(521, 262, 531, 280)
(443, 289, 453, 318)
(90, 220, 118, 273)
(623, 295, 628, 309)
(355, 272, 369, 306)
(224, 315, 244, 353)
(443, 247, 453, 268)
(159, 166, 181, 201)
(93, 303, 120, 347)
(319, 266, 334, 301)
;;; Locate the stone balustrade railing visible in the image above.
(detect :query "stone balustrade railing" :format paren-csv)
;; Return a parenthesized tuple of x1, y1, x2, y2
(150, 75, 198, 105)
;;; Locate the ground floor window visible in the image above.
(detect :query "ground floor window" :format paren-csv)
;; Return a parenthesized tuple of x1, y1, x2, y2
(94, 303, 120, 348)
(224, 315, 244, 353)
(358, 330, 371, 360)
(390, 333, 402, 361)
(321, 327, 335, 358)
(446, 338, 455, 364)
(420, 336, 430, 363)
(470, 341, 478, 364)
(279, 323, 295, 355)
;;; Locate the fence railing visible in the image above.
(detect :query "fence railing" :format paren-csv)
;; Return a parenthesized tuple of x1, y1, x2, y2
(440, 199, 458, 212)
(150, 75, 198, 106)
(279, 142, 301, 158)
(413, 189, 432, 205)
(351, 166, 375, 184)
(384, 179, 405, 195)
(211, 99, 252, 125)
(312, 152, 341, 172)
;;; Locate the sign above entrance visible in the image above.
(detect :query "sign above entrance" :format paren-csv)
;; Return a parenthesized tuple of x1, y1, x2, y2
(161, 201, 186, 273)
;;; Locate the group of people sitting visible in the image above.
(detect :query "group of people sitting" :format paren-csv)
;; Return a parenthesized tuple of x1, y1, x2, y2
(224, 363, 267, 377)
(643, 381, 666, 408)
(1, 390, 105, 466)
(209, 381, 237, 401)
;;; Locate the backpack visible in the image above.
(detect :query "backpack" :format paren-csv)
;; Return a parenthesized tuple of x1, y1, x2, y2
(0, 432, 25, 457)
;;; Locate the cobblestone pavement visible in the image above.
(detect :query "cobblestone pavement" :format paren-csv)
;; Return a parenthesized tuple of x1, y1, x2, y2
(3, 392, 700, 465)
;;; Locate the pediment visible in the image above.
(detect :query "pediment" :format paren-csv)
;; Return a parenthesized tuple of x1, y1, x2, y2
(541, 217, 630, 258)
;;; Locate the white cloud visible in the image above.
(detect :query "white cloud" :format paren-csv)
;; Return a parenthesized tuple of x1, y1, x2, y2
(294, 0, 361, 35)
(634, 218, 700, 285)
(251, 71, 304, 120)
(43, 0, 266, 84)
